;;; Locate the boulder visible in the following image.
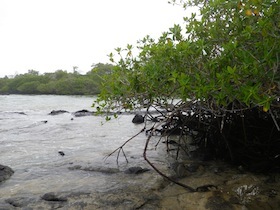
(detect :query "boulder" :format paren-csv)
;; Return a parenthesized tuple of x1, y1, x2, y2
(0, 165, 14, 183)
(132, 114, 144, 124)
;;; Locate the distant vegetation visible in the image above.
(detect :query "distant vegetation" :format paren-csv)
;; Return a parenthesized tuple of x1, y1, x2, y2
(0, 63, 114, 95)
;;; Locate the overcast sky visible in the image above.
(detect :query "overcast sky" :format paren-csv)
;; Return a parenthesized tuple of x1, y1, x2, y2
(0, 0, 194, 77)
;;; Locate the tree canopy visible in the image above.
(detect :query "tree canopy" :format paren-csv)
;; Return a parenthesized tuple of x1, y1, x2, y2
(95, 0, 280, 171)
(0, 63, 114, 95)
(96, 0, 279, 112)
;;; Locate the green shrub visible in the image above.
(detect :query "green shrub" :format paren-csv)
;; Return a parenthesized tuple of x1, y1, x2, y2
(95, 0, 280, 171)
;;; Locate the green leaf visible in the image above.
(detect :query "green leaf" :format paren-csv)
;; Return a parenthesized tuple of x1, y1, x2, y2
(227, 66, 236, 74)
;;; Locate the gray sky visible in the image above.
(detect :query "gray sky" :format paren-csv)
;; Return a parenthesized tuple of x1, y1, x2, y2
(0, 0, 193, 77)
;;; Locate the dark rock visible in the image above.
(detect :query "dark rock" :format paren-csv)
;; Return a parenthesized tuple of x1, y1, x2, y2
(196, 184, 217, 192)
(75, 109, 89, 113)
(0, 164, 14, 183)
(124, 167, 150, 174)
(58, 151, 65, 156)
(83, 166, 119, 174)
(41, 192, 67, 202)
(14, 112, 26, 115)
(132, 114, 144, 124)
(48, 110, 69, 115)
(73, 110, 94, 117)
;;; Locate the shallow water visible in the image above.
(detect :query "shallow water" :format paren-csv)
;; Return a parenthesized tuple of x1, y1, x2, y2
(0, 95, 166, 198)
(1, 95, 280, 209)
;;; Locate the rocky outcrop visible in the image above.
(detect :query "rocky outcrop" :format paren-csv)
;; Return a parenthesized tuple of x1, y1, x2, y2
(0, 165, 14, 183)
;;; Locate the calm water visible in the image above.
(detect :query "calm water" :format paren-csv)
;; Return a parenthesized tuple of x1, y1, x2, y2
(0, 95, 166, 199)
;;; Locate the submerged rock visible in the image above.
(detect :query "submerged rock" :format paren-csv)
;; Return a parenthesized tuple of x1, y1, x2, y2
(0, 165, 14, 183)
(83, 166, 120, 174)
(14, 111, 26, 115)
(68, 165, 120, 174)
(41, 192, 67, 202)
(48, 110, 69, 115)
(58, 151, 65, 156)
(124, 166, 150, 174)
(73, 109, 94, 117)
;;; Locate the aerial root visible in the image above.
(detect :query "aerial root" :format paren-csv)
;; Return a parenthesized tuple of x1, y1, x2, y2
(104, 127, 146, 165)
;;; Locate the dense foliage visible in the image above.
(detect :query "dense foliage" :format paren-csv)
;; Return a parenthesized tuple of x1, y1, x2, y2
(97, 0, 279, 111)
(95, 0, 280, 171)
(0, 63, 113, 95)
